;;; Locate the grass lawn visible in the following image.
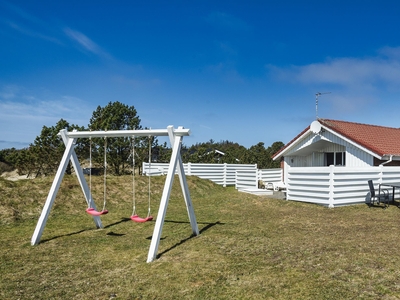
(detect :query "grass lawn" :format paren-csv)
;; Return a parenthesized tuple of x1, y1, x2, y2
(1, 174, 400, 299)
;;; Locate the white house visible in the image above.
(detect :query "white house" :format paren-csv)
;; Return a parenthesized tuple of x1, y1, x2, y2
(271, 119, 400, 207)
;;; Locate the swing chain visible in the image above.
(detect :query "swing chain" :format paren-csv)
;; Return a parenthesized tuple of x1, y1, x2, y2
(132, 135, 137, 216)
(147, 135, 152, 218)
(131, 135, 153, 221)
(102, 136, 107, 212)
(89, 136, 93, 207)
(85, 134, 109, 216)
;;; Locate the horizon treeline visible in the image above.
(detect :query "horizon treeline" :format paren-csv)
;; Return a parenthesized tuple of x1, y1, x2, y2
(0, 101, 284, 177)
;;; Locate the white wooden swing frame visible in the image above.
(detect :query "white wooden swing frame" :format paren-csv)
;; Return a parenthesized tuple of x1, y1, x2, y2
(31, 125, 199, 263)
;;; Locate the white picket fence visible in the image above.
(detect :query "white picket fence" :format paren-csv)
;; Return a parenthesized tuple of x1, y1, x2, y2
(143, 162, 257, 187)
(143, 162, 269, 187)
(144, 162, 400, 207)
(286, 165, 400, 207)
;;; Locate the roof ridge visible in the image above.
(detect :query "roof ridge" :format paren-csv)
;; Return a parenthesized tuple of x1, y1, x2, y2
(318, 118, 400, 130)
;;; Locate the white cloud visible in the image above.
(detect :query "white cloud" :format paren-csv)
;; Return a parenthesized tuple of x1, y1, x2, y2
(1, 1, 44, 25)
(199, 124, 212, 130)
(64, 27, 112, 60)
(378, 46, 400, 59)
(268, 46, 400, 89)
(265, 46, 400, 120)
(1, 1, 61, 44)
(0, 98, 88, 124)
(0, 86, 92, 148)
(3, 19, 61, 44)
(0, 84, 18, 99)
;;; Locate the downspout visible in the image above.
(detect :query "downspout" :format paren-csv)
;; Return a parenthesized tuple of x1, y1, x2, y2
(380, 155, 393, 166)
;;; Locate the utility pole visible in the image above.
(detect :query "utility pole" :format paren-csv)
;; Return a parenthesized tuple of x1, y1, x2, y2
(315, 92, 331, 119)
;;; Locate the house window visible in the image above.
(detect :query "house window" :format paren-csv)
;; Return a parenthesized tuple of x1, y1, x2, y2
(326, 152, 334, 166)
(325, 152, 346, 166)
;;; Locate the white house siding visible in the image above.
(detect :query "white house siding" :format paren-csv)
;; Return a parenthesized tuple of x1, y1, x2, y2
(320, 131, 375, 167)
(284, 131, 374, 168)
(347, 145, 374, 167)
(312, 152, 325, 166)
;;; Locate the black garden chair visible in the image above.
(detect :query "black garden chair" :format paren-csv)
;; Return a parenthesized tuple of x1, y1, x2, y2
(367, 180, 390, 208)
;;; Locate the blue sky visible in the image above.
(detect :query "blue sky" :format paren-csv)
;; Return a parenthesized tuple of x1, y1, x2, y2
(2, 0, 400, 150)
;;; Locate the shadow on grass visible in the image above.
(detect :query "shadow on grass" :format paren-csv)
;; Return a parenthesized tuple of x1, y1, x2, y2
(40, 217, 132, 243)
(154, 220, 224, 259)
(40, 228, 89, 244)
(39, 219, 223, 249)
(106, 231, 126, 236)
(104, 217, 132, 229)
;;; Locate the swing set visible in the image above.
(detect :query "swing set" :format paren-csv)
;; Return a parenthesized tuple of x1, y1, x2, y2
(31, 126, 199, 263)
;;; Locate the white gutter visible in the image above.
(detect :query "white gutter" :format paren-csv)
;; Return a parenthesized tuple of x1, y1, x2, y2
(380, 155, 393, 166)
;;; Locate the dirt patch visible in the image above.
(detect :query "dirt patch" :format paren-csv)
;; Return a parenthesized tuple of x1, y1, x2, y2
(1, 170, 34, 181)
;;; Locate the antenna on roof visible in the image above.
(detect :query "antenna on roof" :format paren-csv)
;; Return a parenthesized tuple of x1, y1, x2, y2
(315, 92, 331, 119)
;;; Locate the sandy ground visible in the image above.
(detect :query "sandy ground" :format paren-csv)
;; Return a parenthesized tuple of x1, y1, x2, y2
(1, 170, 34, 181)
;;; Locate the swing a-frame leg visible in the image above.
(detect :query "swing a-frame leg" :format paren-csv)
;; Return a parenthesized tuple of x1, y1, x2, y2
(146, 126, 199, 263)
(31, 129, 103, 245)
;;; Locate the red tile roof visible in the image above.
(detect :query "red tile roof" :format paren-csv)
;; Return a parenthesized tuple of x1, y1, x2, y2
(273, 119, 400, 159)
(319, 119, 400, 157)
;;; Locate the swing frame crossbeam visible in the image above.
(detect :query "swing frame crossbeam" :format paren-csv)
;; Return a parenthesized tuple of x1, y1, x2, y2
(31, 125, 199, 263)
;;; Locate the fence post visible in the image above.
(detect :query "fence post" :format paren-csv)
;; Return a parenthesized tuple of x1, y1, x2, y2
(223, 163, 227, 187)
(286, 166, 291, 200)
(378, 165, 383, 184)
(328, 165, 334, 208)
(187, 162, 191, 176)
(235, 170, 238, 189)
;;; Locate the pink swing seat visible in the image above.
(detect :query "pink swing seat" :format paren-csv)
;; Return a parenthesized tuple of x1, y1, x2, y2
(86, 207, 109, 216)
(130, 214, 153, 223)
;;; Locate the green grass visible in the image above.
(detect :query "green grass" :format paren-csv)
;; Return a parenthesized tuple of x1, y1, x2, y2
(1, 175, 400, 299)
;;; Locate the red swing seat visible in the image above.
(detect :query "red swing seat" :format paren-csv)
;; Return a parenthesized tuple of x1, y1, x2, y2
(86, 207, 109, 216)
(130, 214, 153, 223)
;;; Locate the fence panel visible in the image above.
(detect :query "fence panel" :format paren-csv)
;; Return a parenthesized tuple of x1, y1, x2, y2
(286, 167, 331, 206)
(330, 167, 381, 206)
(235, 169, 258, 190)
(188, 163, 226, 186)
(142, 162, 257, 187)
(258, 168, 283, 183)
(286, 166, 400, 207)
(143, 163, 400, 207)
(227, 164, 257, 187)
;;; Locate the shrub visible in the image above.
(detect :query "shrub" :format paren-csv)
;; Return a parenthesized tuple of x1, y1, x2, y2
(0, 161, 14, 174)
